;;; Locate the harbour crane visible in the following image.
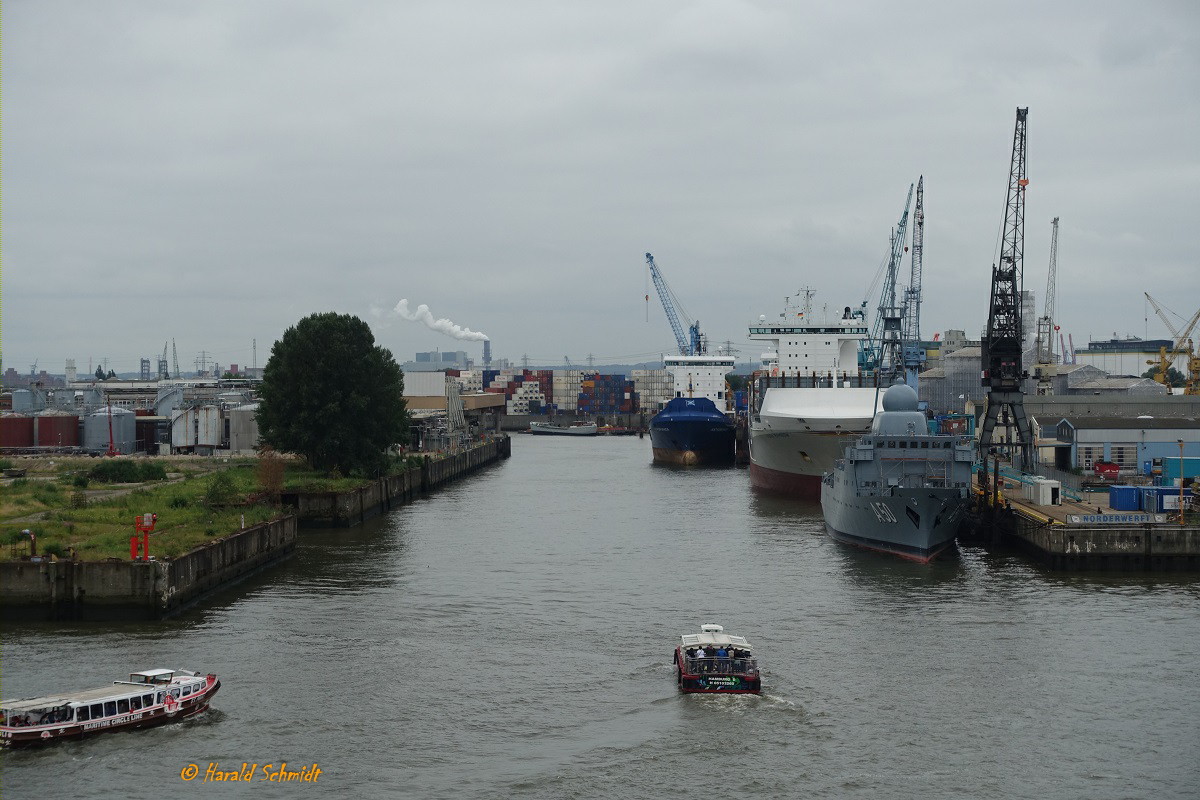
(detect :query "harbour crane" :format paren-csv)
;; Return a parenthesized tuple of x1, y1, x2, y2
(1145, 293, 1200, 350)
(1144, 293, 1200, 392)
(645, 253, 706, 356)
(979, 107, 1035, 470)
(900, 176, 926, 388)
(861, 184, 914, 377)
(1033, 217, 1061, 395)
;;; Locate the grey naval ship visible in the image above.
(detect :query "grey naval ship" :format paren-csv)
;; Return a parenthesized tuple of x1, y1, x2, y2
(820, 383, 974, 563)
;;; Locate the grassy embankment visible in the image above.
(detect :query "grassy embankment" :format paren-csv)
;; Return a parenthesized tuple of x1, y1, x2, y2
(0, 455, 420, 562)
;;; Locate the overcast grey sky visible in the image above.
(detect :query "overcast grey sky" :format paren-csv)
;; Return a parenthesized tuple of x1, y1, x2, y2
(4, 0, 1198, 375)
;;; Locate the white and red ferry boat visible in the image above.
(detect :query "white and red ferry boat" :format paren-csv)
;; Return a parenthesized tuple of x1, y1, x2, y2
(673, 624, 761, 694)
(1, 668, 220, 747)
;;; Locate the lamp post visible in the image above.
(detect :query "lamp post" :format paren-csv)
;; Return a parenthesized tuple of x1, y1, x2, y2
(1180, 439, 1186, 527)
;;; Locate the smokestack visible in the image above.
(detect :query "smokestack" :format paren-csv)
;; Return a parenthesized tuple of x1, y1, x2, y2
(483, 340, 492, 368)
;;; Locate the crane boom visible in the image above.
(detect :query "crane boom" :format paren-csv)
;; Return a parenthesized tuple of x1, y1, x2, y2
(862, 184, 914, 375)
(901, 176, 925, 387)
(1145, 293, 1200, 348)
(645, 253, 704, 356)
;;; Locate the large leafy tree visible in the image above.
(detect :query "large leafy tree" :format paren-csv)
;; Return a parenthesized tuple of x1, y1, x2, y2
(257, 312, 410, 474)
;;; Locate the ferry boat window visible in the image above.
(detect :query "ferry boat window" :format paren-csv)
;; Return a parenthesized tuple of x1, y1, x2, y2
(90, 703, 103, 718)
(117, 699, 129, 714)
(921, 441, 929, 448)
(143, 694, 153, 706)
(899, 441, 907, 448)
(104, 701, 116, 717)
(888, 441, 896, 448)
(77, 706, 90, 722)
(156, 692, 165, 705)
(169, 688, 180, 699)
(130, 697, 142, 711)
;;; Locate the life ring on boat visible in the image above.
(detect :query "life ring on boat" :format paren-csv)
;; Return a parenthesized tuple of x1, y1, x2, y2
(770, 367, 779, 377)
(164, 695, 179, 715)
(41, 730, 52, 739)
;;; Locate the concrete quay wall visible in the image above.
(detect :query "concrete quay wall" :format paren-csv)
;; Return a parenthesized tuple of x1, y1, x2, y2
(0, 516, 298, 621)
(283, 436, 510, 527)
(1007, 512, 1200, 570)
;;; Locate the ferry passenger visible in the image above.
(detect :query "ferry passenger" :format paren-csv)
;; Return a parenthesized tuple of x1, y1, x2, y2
(695, 646, 708, 671)
(715, 646, 728, 672)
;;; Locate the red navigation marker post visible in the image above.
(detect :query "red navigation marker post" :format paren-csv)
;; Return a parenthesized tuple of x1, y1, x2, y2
(131, 513, 158, 560)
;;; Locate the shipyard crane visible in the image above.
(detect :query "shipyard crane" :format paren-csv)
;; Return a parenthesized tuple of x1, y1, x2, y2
(861, 184, 914, 377)
(979, 107, 1035, 470)
(1145, 293, 1200, 350)
(1033, 217, 1061, 395)
(900, 176, 926, 388)
(645, 253, 706, 356)
(1144, 293, 1200, 392)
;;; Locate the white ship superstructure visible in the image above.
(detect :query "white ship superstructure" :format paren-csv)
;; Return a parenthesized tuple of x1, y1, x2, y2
(662, 354, 736, 411)
(747, 292, 881, 498)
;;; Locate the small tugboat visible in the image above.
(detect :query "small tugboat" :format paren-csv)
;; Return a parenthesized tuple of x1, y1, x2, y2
(1, 668, 221, 747)
(673, 624, 761, 694)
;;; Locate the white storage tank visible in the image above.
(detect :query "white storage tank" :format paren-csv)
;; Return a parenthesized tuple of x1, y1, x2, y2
(197, 406, 223, 447)
(227, 403, 260, 452)
(83, 406, 136, 454)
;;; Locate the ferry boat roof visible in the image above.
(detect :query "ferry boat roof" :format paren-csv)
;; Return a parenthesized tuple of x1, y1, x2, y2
(2, 670, 201, 712)
(679, 624, 752, 650)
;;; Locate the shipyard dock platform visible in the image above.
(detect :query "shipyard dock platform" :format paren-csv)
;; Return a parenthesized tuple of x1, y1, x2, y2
(969, 473, 1200, 571)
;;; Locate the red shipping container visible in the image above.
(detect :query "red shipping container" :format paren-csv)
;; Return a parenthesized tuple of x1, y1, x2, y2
(36, 414, 80, 447)
(1, 415, 35, 448)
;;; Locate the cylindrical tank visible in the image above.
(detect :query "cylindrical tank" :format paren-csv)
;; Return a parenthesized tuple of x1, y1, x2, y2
(1, 414, 35, 448)
(228, 403, 260, 452)
(11, 390, 33, 413)
(35, 411, 81, 447)
(84, 406, 136, 454)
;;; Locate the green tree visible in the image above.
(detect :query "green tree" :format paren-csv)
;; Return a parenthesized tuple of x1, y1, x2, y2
(1143, 365, 1185, 388)
(256, 312, 410, 475)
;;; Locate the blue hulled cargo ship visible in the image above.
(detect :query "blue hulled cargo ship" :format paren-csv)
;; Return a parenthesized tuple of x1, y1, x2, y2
(650, 397, 736, 466)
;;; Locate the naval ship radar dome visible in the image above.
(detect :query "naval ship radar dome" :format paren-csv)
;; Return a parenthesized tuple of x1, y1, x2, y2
(881, 383, 919, 412)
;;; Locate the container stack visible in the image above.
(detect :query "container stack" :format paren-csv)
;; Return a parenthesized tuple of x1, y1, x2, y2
(576, 373, 638, 414)
(552, 370, 584, 412)
(631, 369, 672, 412)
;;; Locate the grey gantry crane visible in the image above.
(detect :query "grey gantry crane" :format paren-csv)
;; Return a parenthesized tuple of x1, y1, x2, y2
(979, 107, 1035, 470)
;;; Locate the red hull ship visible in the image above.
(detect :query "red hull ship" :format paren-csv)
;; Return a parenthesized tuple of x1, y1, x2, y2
(2, 668, 220, 748)
(673, 624, 761, 694)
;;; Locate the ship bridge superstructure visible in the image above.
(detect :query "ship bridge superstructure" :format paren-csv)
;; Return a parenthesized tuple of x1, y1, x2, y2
(748, 292, 868, 377)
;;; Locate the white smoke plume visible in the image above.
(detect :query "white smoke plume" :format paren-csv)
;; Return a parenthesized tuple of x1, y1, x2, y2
(394, 299, 489, 341)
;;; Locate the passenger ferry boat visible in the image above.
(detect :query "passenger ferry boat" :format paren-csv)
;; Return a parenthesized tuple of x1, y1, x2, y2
(673, 624, 761, 694)
(1, 668, 220, 747)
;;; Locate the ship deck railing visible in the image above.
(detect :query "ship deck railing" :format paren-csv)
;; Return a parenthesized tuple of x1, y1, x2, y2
(682, 657, 759, 675)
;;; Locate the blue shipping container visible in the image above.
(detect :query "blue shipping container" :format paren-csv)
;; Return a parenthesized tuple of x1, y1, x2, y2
(1142, 487, 1193, 513)
(1109, 485, 1141, 511)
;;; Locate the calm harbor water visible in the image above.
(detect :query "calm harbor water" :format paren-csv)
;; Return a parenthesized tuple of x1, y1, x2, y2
(2, 435, 1199, 799)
